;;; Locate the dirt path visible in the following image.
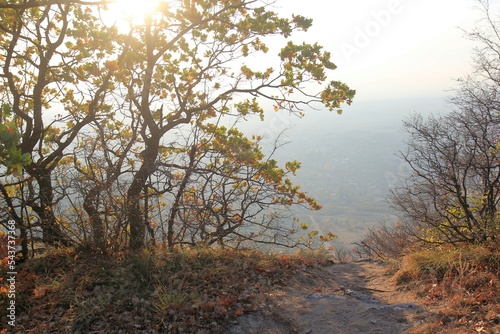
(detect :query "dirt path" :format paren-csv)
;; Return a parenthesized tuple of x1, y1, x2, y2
(228, 260, 428, 334)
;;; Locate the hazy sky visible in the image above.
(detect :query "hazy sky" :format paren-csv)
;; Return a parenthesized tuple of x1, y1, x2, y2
(276, 0, 485, 101)
(108, 0, 486, 102)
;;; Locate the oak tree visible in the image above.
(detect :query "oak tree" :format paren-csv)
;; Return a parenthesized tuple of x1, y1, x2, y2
(0, 0, 125, 246)
(111, 0, 354, 250)
(157, 121, 322, 250)
(1, 0, 354, 252)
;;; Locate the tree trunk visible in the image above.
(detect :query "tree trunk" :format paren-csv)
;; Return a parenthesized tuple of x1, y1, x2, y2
(127, 142, 159, 251)
(83, 187, 105, 251)
(29, 166, 68, 246)
(0, 182, 28, 259)
(166, 145, 197, 250)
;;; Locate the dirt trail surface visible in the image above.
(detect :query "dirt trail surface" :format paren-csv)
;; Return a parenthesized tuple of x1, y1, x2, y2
(228, 260, 428, 334)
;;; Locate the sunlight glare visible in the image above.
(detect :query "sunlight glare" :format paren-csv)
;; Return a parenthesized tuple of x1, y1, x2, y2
(107, 0, 164, 24)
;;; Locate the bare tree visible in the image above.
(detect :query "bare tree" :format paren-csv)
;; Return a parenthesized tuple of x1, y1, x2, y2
(389, 0, 500, 245)
(390, 108, 500, 244)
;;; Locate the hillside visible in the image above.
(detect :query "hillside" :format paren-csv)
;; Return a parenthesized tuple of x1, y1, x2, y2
(2, 245, 499, 333)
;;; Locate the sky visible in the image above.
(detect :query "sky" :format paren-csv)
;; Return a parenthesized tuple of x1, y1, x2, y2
(275, 0, 485, 102)
(107, 0, 487, 102)
(239, 0, 487, 145)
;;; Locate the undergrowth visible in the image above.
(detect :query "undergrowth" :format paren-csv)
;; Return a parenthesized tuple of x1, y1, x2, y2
(1, 246, 331, 333)
(394, 243, 500, 334)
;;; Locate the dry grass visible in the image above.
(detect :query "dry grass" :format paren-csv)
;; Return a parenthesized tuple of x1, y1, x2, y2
(394, 243, 500, 334)
(355, 223, 500, 333)
(1, 246, 332, 333)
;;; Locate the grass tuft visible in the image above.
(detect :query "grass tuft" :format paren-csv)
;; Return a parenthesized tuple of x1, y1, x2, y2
(395, 243, 500, 334)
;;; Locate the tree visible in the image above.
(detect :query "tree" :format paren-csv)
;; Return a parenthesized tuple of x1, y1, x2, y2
(157, 121, 322, 250)
(1, 0, 354, 253)
(111, 0, 355, 250)
(68, 116, 139, 252)
(390, 110, 500, 244)
(389, 0, 500, 245)
(0, 1, 123, 246)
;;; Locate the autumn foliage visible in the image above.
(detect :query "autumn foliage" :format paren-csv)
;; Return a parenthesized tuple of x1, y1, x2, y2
(0, 0, 352, 254)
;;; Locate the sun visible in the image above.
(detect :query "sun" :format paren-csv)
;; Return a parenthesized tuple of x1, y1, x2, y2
(105, 0, 166, 25)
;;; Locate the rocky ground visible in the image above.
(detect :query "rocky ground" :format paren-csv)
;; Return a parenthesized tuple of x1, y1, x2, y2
(228, 260, 427, 334)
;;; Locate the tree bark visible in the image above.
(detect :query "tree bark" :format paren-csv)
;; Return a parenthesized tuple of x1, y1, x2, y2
(29, 166, 68, 246)
(127, 142, 159, 251)
(83, 187, 105, 251)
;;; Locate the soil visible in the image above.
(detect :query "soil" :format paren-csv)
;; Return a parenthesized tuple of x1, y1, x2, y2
(228, 260, 428, 334)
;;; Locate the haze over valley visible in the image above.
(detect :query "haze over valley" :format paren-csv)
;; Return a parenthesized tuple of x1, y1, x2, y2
(254, 97, 454, 247)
